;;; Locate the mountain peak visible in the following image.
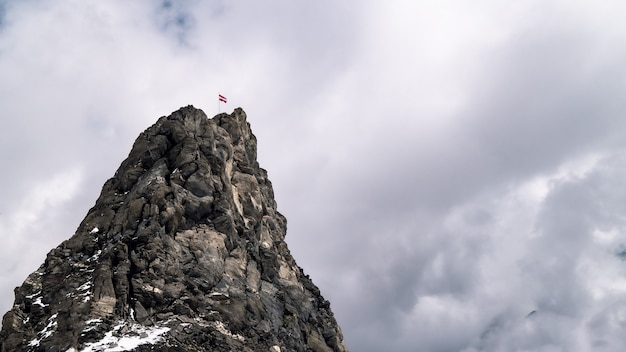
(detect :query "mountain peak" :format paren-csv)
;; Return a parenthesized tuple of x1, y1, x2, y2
(0, 106, 347, 352)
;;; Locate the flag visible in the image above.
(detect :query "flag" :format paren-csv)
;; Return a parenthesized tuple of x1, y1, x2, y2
(218, 94, 227, 103)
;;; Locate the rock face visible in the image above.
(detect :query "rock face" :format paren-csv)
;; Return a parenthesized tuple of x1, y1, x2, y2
(0, 106, 347, 352)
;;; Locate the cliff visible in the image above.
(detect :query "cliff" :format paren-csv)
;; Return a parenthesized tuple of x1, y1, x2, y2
(0, 106, 347, 352)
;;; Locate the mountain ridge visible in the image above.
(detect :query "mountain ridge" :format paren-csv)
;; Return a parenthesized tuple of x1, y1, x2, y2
(0, 106, 347, 352)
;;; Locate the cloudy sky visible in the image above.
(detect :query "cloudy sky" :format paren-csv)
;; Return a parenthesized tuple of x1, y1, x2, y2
(2, 0, 626, 351)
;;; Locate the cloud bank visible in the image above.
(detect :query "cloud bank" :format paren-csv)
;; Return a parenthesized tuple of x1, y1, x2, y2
(2, 1, 626, 351)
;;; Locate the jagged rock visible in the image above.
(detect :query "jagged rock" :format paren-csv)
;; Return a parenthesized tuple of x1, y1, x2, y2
(0, 106, 347, 352)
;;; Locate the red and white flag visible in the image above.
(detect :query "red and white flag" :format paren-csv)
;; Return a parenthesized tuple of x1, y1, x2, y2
(218, 94, 227, 103)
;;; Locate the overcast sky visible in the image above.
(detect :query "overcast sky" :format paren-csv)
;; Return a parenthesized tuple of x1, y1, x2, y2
(2, 1, 626, 351)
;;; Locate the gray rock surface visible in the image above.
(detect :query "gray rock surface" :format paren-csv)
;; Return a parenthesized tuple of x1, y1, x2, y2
(0, 106, 347, 352)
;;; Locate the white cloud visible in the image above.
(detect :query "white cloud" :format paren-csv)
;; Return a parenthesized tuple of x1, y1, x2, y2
(8, 168, 83, 234)
(3, 1, 626, 351)
(0, 168, 83, 315)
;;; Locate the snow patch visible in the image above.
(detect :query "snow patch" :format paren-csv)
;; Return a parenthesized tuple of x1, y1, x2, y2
(29, 313, 58, 347)
(65, 281, 92, 302)
(82, 319, 103, 333)
(26, 291, 42, 299)
(78, 281, 92, 292)
(87, 250, 102, 262)
(32, 296, 48, 308)
(80, 321, 170, 352)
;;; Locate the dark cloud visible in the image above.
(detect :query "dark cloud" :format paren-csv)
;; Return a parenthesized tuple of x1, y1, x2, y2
(154, 0, 197, 45)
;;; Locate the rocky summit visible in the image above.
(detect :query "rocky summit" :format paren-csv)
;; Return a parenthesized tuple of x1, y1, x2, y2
(0, 106, 347, 352)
